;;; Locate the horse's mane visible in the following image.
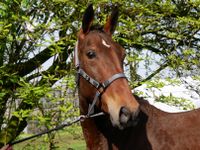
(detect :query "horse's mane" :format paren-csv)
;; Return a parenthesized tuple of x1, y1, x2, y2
(134, 95, 164, 116)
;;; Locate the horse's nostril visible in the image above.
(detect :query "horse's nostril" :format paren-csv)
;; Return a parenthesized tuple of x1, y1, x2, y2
(120, 107, 130, 116)
(119, 107, 131, 124)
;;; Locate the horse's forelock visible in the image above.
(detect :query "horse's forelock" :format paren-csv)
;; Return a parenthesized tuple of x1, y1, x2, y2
(89, 24, 104, 32)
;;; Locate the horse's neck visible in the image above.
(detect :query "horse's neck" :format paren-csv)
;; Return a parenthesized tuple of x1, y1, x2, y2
(79, 94, 153, 149)
(134, 95, 165, 117)
(94, 110, 152, 150)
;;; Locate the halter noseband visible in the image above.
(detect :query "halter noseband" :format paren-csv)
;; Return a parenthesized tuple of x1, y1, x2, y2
(75, 41, 127, 117)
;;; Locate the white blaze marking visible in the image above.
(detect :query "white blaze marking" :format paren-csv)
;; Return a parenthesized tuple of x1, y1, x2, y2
(102, 39, 111, 48)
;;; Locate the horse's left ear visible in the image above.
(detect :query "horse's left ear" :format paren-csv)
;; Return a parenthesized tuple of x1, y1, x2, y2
(104, 6, 119, 36)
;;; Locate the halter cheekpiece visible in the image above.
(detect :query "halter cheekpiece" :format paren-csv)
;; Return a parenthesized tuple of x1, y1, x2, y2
(75, 41, 127, 117)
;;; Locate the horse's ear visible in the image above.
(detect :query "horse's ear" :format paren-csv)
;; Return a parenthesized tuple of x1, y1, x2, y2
(104, 6, 119, 36)
(82, 4, 94, 34)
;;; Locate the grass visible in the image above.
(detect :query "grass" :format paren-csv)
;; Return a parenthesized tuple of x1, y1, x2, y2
(13, 125, 86, 150)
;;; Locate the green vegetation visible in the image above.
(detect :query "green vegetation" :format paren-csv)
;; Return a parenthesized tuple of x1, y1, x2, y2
(0, 0, 199, 149)
(155, 94, 195, 110)
(13, 125, 86, 150)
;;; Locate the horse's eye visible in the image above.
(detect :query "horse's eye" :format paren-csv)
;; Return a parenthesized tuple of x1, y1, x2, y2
(86, 50, 96, 59)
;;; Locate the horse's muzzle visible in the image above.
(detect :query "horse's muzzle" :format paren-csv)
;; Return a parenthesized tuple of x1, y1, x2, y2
(119, 106, 139, 129)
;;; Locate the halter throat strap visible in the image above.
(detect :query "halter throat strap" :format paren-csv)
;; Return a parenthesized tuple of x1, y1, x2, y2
(78, 69, 126, 117)
(86, 72, 126, 116)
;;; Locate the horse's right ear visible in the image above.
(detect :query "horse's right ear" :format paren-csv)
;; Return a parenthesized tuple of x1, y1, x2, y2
(81, 4, 94, 35)
(104, 6, 119, 36)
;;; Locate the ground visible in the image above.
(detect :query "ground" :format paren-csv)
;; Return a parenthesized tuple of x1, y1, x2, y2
(13, 125, 86, 150)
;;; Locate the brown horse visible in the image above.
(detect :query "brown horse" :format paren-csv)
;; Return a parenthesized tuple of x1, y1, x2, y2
(76, 4, 139, 149)
(86, 95, 200, 150)
(76, 4, 200, 150)
(137, 96, 200, 150)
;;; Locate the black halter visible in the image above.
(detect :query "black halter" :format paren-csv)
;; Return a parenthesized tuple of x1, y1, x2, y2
(75, 42, 126, 117)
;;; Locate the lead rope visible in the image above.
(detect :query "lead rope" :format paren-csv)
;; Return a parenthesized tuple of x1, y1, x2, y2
(8, 112, 104, 146)
(3, 42, 107, 148)
(5, 41, 127, 147)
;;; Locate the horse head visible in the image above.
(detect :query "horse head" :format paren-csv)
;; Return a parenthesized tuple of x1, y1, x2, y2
(76, 4, 139, 129)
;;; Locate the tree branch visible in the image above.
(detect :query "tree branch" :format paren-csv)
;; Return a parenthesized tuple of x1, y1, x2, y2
(134, 62, 169, 88)
(0, 48, 73, 146)
(16, 38, 70, 77)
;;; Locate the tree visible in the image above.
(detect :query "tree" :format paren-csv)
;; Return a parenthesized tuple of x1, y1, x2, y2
(0, 0, 199, 148)
(117, 0, 200, 85)
(0, 0, 83, 147)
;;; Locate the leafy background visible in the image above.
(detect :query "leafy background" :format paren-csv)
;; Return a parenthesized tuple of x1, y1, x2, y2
(0, 0, 199, 149)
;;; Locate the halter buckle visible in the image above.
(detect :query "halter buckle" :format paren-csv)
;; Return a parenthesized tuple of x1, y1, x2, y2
(92, 81, 100, 89)
(102, 80, 110, 89)
(79, 115, 87, 122)
(85, 75, 90, 81)
(97, 84, 104, 93)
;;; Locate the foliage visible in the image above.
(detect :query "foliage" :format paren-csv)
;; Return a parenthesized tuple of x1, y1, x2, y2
(155, 94, 195, 110)
(116, 0, 200, 85)
(0, 0, 80, 147)
(0, 0, 199, 148)
(65, 124, 83, 140)
(13, 129, 85, 150)
(182, 76, 200, 98)
(135, 77, 197, 110)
